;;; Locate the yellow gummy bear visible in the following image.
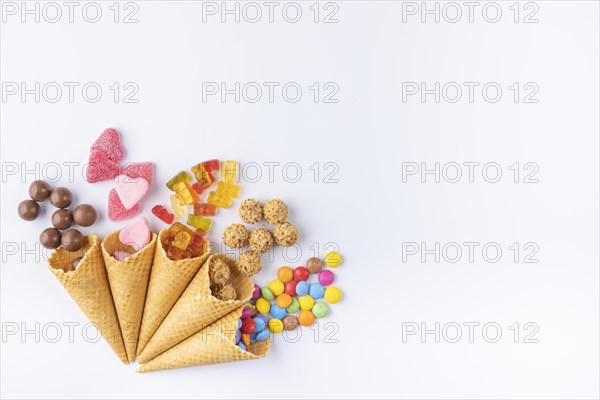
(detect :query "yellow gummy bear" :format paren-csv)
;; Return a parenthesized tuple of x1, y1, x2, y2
(221, 160, 237, 183)
(170, 194, 187, 218)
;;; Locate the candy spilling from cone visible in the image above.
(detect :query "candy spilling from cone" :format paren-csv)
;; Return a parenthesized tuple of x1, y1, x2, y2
(19, 128, 344, 372)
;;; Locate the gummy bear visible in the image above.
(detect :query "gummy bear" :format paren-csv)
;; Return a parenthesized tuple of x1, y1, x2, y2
(202, 159, 220, 175)
(170, 194, 187, 218)
(221, 160, 237, 183)
(216, 181, 241, 198)
(173, 231, 191, 250)
(188, 229, 206, 257)
(152, 205, 175, 224)
(173, 182, 199, 205)
(191, 163, 212, 187)
(166, 171, 191, 191)
(192, 174, 215, 195)
(187, 214, 212, 232)
(193, 203, 217, 217)
(207, 191, 233, 208)
(167, 245, 191, 261)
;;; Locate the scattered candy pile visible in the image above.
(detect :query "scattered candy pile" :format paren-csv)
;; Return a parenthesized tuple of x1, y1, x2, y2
(232, 252, 342, 348)
(208, 255, 238, 300)
(235, 307, 270, 351)
(161, 222, 208, 261)
(86, 128, 154, 221)
(18, 180, 97, 258)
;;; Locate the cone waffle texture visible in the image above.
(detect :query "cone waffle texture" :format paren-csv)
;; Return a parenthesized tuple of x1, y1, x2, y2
(137, 306, 270, 372)
(48, 235, 128, 364)
(136, 228, 210, 355)
(101, 230, 158, 362)
(138, 253, 254, 363)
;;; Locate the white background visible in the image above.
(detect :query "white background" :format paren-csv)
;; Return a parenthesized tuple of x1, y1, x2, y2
(1, 1, 599, 399)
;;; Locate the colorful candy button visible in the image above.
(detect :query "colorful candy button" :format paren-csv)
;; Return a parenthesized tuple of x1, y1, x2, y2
(256, 329, 270, 341)
(268, 279, 285, 296)
(270, 304, 286, 319)
(296, 281, 309, 296)
(308, 283, 325, 299)
(285, 280, 298, 297)
(294, 267, 310, 282)
(276, 293, 292, 308)
(324, 286, 342, 304)
(277, 266, 294, 283)
(318, 270, 334, 286)
(261, 287, 274, 301)
(312, 302, 329, 318)
(268, 318, 284, 333)
(256, 298, 271, 313)
(298, 295, 315, 311)
(298, 310, 315, 327)
(324, 251, 342, 267)
(287, 297, 300, 313)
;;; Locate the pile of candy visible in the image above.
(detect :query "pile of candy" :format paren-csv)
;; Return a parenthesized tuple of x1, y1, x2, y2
(152, 159, 240, 233)
(208, 255, 239, 301)
(160, 222, 207, 261)
(85, 128, 154, 221)
(235, 307, 270, 351)
(221, 198, 300, 278)
(18, 180, 97, 255)
(246, 252, 342, 338)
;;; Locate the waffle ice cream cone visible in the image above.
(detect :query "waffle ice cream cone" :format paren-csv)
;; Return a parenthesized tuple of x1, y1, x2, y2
(48, 235, 128, 364)
(138, 253, 254, 363)
(136, 228, 210, 355)
(137, 306, 270, 372)
(101, 230, 158, 362)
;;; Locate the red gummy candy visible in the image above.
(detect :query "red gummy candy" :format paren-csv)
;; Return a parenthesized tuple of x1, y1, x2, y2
(202, 159, 220, 175)
(193, 203, 217, 217)
(91, 128, 126, 163)
(87, 149, 120, 183)
(192, 174, 215, 195)
(152, 205, 174, 224)
(108, 189, 140, 221)
(122, 162, 154, 187)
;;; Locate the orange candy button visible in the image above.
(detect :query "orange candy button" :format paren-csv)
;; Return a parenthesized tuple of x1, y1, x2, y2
(276, 293, 292, 308)
(277, 266, 294, 283)
(298, 310, 315, 327)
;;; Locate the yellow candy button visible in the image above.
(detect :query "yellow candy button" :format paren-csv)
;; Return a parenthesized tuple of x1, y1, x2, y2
(256, 298, 271, 314)
(324, 251, 342, 268)
(324, 286, 342, 304)
(268, 318, 284, 333)
(298, 295, 315, 311)
(268, 279, 285, 296)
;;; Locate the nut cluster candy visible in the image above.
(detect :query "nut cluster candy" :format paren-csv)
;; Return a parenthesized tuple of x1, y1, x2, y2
(222, 224, 250, 248)
(249, 255, 343, 334)
(207, 257, 239, 301)
(18, 180, 97, 252)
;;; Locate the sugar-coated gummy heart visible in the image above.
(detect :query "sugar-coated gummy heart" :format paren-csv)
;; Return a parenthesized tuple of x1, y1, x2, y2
(108, 189, 140, 221)
(121, 162, 154, 190)
(87, 149, 120, 183)
(114, 174, 150, 210)
(91, 128, 125, 163)
(113, 251, 131, 261)
(118, 217, 151, 251)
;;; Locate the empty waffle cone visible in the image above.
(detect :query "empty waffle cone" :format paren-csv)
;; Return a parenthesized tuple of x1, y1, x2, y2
(48, 235, 128, 364)
(138, 253, 254, 363)
(102, 230, 158, 363)
(136, 228, 210, 355)
(137, 306, 270, 372)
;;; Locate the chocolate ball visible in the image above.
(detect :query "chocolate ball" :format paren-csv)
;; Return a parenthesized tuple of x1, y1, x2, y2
(29, 180, 51, 201)
(40, 228, 62, 249)
(49, 187, 73, 208)
(18, 199, 40, 221)
(73, 204, 97, 227)
(61, 229, 84, 252)
(52, 209, 73, 230)
(306, 257, 324, 274)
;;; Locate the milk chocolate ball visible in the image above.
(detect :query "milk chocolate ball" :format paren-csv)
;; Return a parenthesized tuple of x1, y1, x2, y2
(306, 257, 323, 274)
(29, 180, 51, 201)
(61, 229, 83, 252)
(49, 187, 73, 208)
(52, 209, 73, 230)
(18, 200, 40, 221)
(73, 204, 97, 227)
(40, 228, 62, 249)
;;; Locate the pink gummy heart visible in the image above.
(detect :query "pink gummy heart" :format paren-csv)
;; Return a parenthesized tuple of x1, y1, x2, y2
(118, 217, 151, 251)
(108, 189, 140, 221)
(114, 174, 150, 210)
(121, 162, 154, 192)
(91, 128, 126, 163)
(113, 251, 132, 261)
(87, 149, 120, 183)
